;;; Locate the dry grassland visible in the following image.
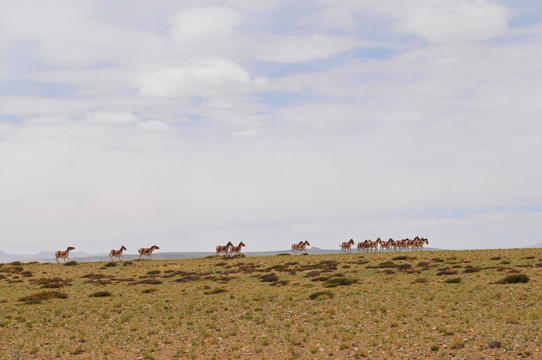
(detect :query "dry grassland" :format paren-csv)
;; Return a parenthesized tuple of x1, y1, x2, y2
(1, 248, 541, 359)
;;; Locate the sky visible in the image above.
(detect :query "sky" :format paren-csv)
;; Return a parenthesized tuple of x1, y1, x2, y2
(1, 0, 542, 254)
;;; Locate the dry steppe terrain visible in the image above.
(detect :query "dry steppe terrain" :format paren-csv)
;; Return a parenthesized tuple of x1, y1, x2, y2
(1, 248, 541, 359)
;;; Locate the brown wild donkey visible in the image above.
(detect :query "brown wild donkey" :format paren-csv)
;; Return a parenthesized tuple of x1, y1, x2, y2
(138, 245, 159, 260)
(341, 239, 355, 253)
(230, 241, 245, 255)
(109, 245, 127, 261)
(216, 241, 233, 256)
(291, 240, 310, 255)
(55, 246, 75, 263)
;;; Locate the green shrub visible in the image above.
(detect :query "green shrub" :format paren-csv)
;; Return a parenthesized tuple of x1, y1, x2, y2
(309, 290, 334, 300)
(445, 277, 461, 284)
(31, 277, 72, 288)
(376, 261, 398, 268)
(204, 288, 227, 295)
(436, 269, 457, 276)
(260, 273, 279, 282)
(104, 262, 117, 267)
(19, 291, 68, 305)
(323, 277, 356, 287)
(451, 340, 465, 349)
(139, 279, 163, 285)
(63, 261, 78, 266)
(496, 274, 530, 284)
(142, 288, 158, 294)
(89, 291, 112, 297)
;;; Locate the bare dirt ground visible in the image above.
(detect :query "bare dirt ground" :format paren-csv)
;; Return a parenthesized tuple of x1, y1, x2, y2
(1, 248, 540, 359)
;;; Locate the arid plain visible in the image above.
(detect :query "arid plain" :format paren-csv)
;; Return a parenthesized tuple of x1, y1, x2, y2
(1, 248, 540, 359)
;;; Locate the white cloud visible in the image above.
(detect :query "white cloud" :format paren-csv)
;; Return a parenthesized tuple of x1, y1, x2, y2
(316, 0, 511, 43)
(400, 2, 511, 43)
(138, 58, 256, 98)
(88, 112, 140, 125)
(137, 120, 171, 132)
(169, 6, 246, 43)
(1, 0, 542, 254)
(232, 129, 257, 136)
(256, 33, 361, 63)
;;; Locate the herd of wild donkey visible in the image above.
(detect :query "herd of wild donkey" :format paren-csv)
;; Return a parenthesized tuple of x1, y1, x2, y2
(54, 236, 429, 263)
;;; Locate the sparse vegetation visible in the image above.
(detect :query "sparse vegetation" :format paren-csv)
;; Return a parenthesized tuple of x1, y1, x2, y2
(1, 248, 540, 359)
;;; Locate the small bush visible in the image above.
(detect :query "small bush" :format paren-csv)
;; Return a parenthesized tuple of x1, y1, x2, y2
(432, 258, 444, 263)
(392, 256, 408, 261)
(31, 277, 72, 288)
(175, 275, 201, 283)
(260, 273, 279, 283)
(376, 261, 398, 268)
(309, 290, 334, 300)
(445, 277, 461, 284)
(490, 256, 501, 260)
(4, 265, 24, 273)
(104, 262, 117, 267)
(89, 291, 112, 297)
(139, 279, 163, 285)
(82, 273, 107, 279)
(413, 278, 428, 284)
(496, 274, 530, 284)
(436, 268, 457, 276)
(63, 261, 78, 266)
(463, 266, 481, 273)
(323, 277, 356, 288)
(451, 340, 465, 349)
(205, 288, 227, 295)
(147, 270, 161, 275)
(142, 288, 158, 294)
(19, 291, 68, 305)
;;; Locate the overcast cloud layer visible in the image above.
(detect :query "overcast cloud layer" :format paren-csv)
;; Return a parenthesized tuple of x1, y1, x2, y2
(1, 0, 542, 254)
